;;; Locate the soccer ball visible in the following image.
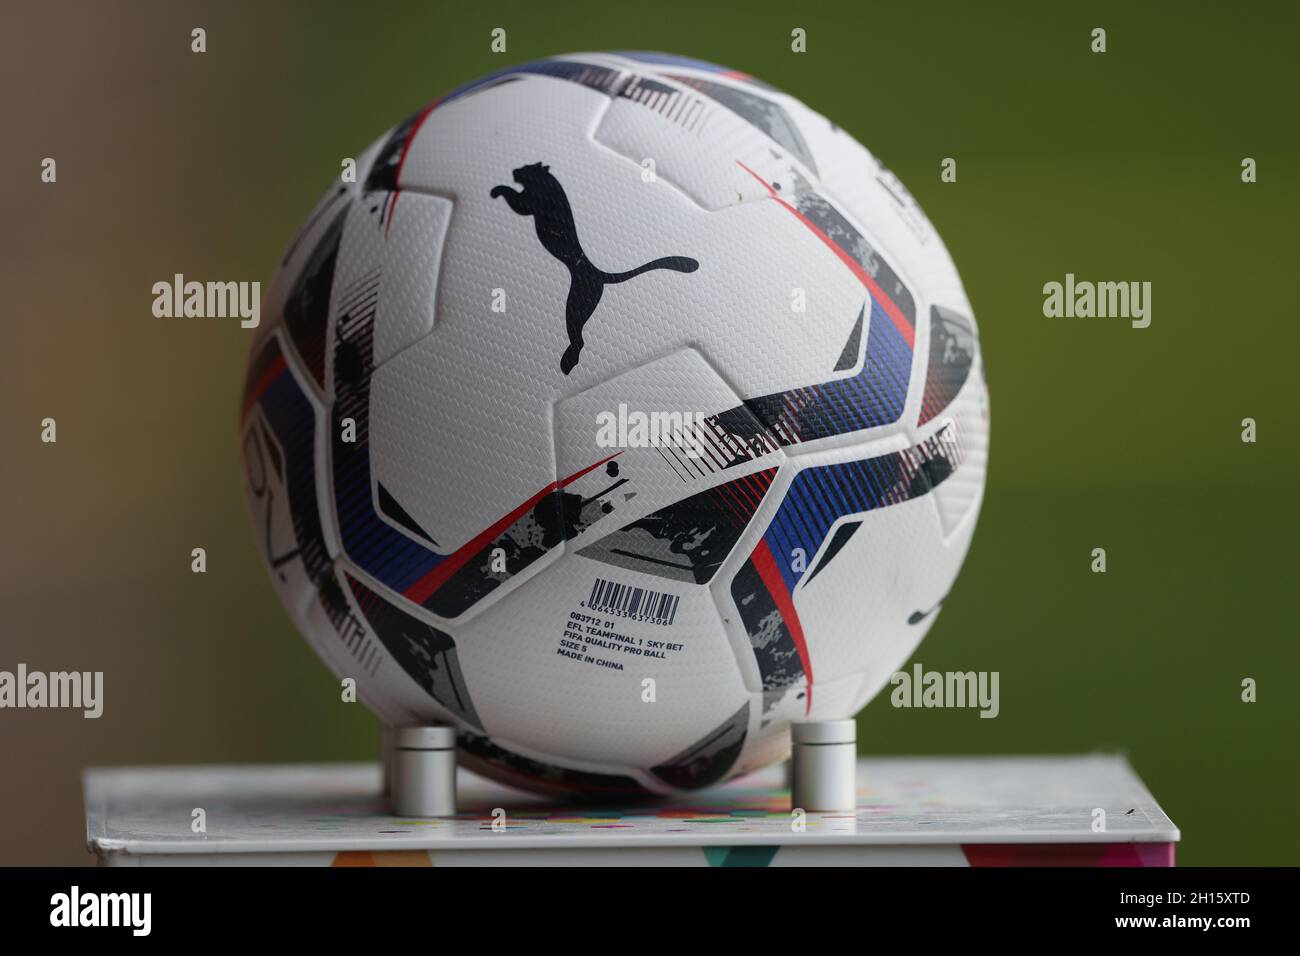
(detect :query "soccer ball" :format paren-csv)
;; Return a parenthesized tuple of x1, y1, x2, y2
(241, 52, 988, 797)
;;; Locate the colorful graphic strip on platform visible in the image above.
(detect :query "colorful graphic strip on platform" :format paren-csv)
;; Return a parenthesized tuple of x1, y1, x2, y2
(328, 840, 1173, 868)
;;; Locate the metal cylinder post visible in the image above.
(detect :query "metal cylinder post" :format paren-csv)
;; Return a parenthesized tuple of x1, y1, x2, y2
(391, 725, 457, 818)
(790, 720, 857, 812)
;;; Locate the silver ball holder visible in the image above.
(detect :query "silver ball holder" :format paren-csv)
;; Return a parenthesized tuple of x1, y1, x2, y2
(790, 719, 857, 812)
(391, 725, 457, 818)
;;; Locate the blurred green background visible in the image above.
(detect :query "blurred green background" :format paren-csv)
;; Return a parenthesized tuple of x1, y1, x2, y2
(2, 0, 1296, 865)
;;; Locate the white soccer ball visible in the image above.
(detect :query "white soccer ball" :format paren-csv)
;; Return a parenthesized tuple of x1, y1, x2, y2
(241, 52, 989, 797)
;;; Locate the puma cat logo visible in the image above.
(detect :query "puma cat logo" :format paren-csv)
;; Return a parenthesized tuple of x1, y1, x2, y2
(490, 163, 699, 374)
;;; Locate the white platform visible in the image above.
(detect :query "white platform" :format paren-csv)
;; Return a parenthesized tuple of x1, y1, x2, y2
(83, 755, 1179, 866)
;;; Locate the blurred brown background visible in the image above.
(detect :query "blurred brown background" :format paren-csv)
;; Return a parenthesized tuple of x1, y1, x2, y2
(2, 1, 1297, 865)
(1, 2, 373, 865)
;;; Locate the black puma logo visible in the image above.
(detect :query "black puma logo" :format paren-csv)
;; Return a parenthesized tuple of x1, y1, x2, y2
(490, 163, 699, 374)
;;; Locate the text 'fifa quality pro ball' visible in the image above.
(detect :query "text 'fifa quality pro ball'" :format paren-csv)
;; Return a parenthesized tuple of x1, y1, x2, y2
(240, 52, 989, 798)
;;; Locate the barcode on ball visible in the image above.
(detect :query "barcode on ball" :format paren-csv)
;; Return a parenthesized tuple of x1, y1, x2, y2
(587, 577, 681, 626)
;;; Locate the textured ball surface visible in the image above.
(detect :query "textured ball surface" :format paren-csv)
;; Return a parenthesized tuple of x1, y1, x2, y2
(241, 52, 989, 797)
